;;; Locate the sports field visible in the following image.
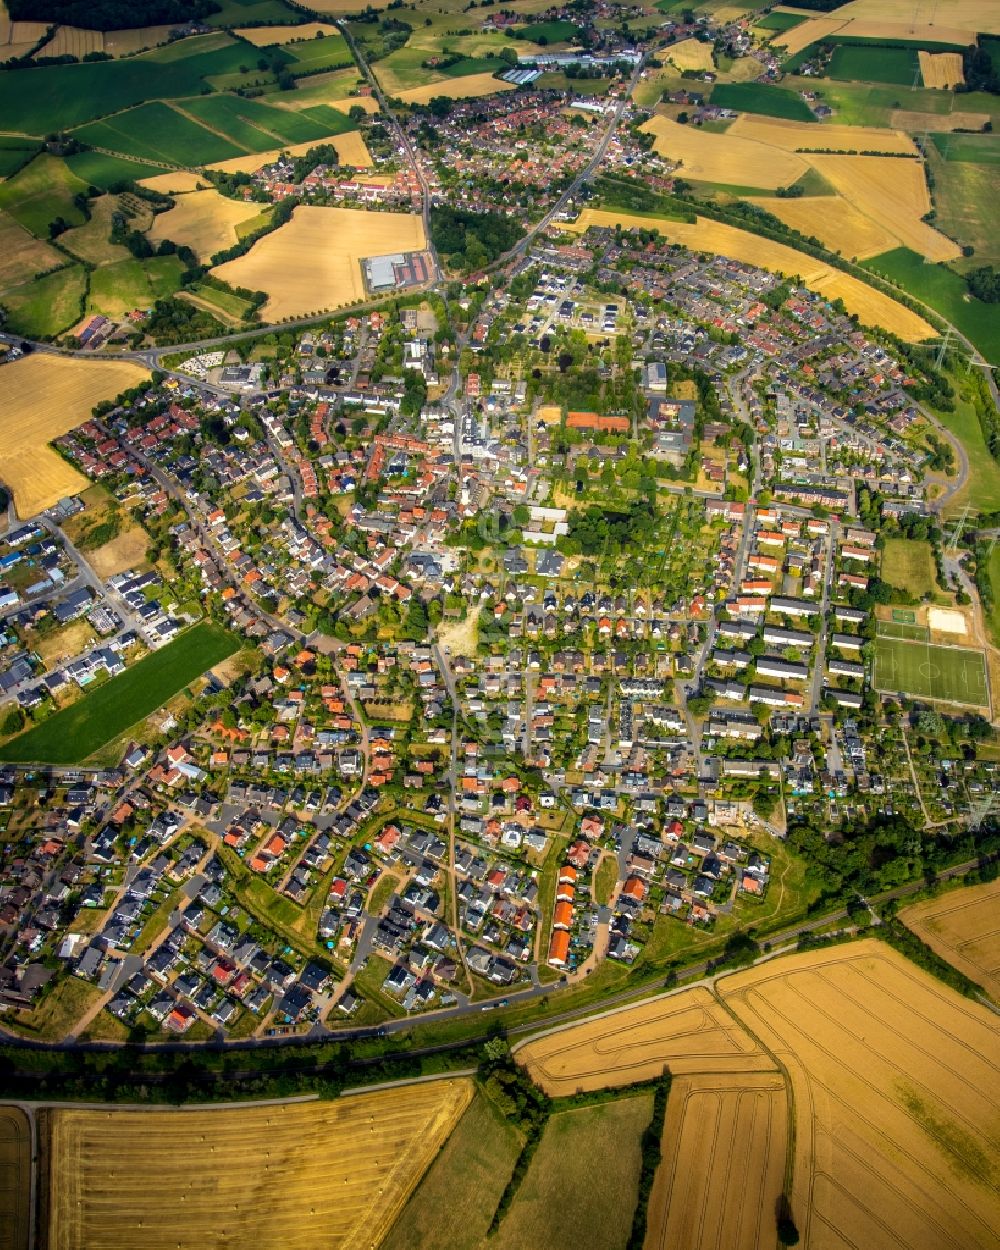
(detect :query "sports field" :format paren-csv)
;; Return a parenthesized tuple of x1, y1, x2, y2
(0, 622, 240, 765)
(45, 1081, 472, 1250)
(901, 878, 1000, 1001)
(874, 635, 989, 707)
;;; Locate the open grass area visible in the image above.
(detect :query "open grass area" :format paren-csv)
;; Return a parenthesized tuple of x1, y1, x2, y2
(874, 635, 989, 707)
(881, 536, 936, 598)
(924, 144, 1000, 271)
(861, 247, 1000, 366)
(63, 150, 165, 188)
(930, 132, 1000, 165)
(0, 153, 89, 238)
(0, 264, 86, 338)
(384, 1093, 523, 1250)
(828, 43, 918, 85)
(87, 254, 185, 316)
(756, 10, 807, 32)
(0, 623, 240, 765)
(7, 974, 103, 1041)
(987, 544, 1000, 648)
(517, 19, 581, 42)
(710, 82, 816, 122)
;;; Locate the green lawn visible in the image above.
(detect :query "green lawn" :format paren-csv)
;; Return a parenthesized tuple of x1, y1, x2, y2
(87, 255, 185, 316)
(881, 537, 937, 599)
(0, 623, 240, 765)
(0, 265, 86, 338)
(861, 247, 1000, 367)
(924, 144, 1000, 270)
(787, 77, 955, 126)
(710, 82, 816, 122)
(874, 636, 989, 707)
(285, 33, 354, 73)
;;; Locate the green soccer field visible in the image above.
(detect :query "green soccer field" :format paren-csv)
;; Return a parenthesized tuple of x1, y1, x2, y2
(874, 637, 990, 708)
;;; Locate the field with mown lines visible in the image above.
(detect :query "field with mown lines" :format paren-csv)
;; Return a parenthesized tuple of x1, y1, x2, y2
(565, 208, 935, 341)
(919, 51, 964, 89)
(0, 355, 149, 516)
(0, 1106, 29, 1250)
(645, 1072, 787, 1250)
(901, 879, 1000, 1000)
(518, 985, 773, 1095)
(46, 1080, 472, 1250)
(719, 941, 1000, 1250)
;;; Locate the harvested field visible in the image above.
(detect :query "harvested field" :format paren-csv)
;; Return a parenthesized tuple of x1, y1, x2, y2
(207, 129, 372, 173)
(518, 985, 774, 1095)
(640, 114, 807, 189)
(728, 113, 917, 154)
(0, 355, 148, 517)
(45, 1080, 472, 1250)
(0, 208, 61, 290)
(891, 109, 990, 132)
(0, 1105, 29, 1250)
(102, 24, 176, 56)
(920, 50, 964, 89)
(770, 15, 848, 55)
(566, 208, 935, 340)
(901, 878, 1000, 1001)
(85, 527, 150, 579)
(396, 73, 514, 105)
(646, 1072, 787, 1250)
(137, 171, 208, 193)
(666, 37, 716, 73)
(720, 941, 1000, 1250)
(747, 193, 896, 259)
(800, 154, 960, 262)
(42, 25, 102, 57)
(236, 22, 340, 44)
(147, 188, 264, 260)
(212, 204, 426, 319)
(828, 0, 1000, 42)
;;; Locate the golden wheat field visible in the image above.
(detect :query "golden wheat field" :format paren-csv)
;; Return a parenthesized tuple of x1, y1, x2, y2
(0, 1106, 29, 1250)
(396, 73, 515, 105)
(920, 50, 965, 89)
(746, 193, 897, 259)
(147, 188, 265, 260)
(565, 208, 935, 340)
(728, 114, 917, 155)
(645, 1072, 788, 1250)
(641, 114, 807, 189)
(0, 356, 149, 516)
(212, 204, 427, 318)
(137, 171, 209, 194)
(235, 22, 341, 45)
(46, 1080, 472, 1250)
(770, 15, 848, 55)
(0, 209, 61, 289)
(900, 879, 1000, 1001)
(720, 941, 1000, 1250)
(665, 37, 716, 74)
(829, 0, 1000, 41)
(807, 154, 960, 262)
(207, 130, 372, 174)
(518, 986, 775, 1096)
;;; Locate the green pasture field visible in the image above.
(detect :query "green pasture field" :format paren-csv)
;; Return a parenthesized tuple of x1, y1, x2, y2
(184, 281, 255, 320)
(927, 385, 1000, 516)
(0, 154, 89, 238)
(87, 255, 185, 316)
(828, 44, 919, 85)
(518, 20, 581, 43)
(439, 56, 499, 77)
(0, 141, 40, 180)
(183, 95, 352, 147)
(986, 545, 1000, 648)
(710, 82, 815, 121)
(924, 144, 1000, 270)
(0, 623, 241, 765)
(861, 246, 1000, 367)
(930, 133, 1000, 165)
(285, 32, 353, 72)
(0, 264, 86, 337)
(757, 11, 806, 32)
(64, 151, 166, 188)
(874, 636, 989, 707)
(0, 37, 275, 134)
(880, 537, 936, 598)
(76, 102, 245, 166)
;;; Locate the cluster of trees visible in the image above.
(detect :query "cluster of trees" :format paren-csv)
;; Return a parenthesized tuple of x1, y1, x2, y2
(7, 0, 220, 30)
(563, 500, 656, 557)
(429, 206, 524, 274)
(966, 265, 1000, 303)
(144, 297, 224, 344)
(962, 44, 1000, 95)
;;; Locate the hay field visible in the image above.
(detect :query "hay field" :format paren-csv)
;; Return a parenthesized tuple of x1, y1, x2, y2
(803, 154, 960, 261)
(207, 130, 372, 173)
(640, 114, 807, 189)
(728, 113, 917, 155)
(138, 171, 208, 193)
(901, 879, 1000, 1000)
(147, 188, 265, 260)
(891, 109, 990, 132)
(46, 1080, 472, 1250)
(666, 37, 716, 73)
(920, 51, 965, 89)
(0, 209, 61, 289)
(102, 24, 176, 56)
(44, 25, 103, 57)
(566, 208, 935, 340)
(720, 941, 1000, 1250)
(236, 22, 341, 44)
(770, 15, 848, 55)
(518, 986, 774, 1095)
(212, 204, 426, 318)
(747, 194, 897, 259)
(645, 1072, 787, 1250)
(0, 1106, 29, 1250)
(396, 73, 514, 105)
(0, 355, 149, 517)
